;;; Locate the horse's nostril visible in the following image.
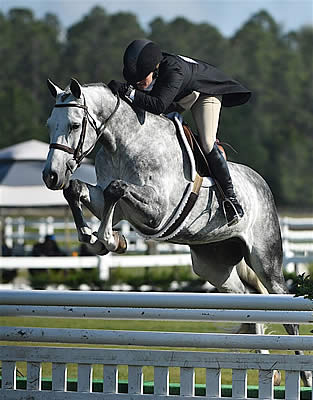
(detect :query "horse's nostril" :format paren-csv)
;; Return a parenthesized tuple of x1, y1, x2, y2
(50, 172, 58, 186)
(43, 169, 58, 189)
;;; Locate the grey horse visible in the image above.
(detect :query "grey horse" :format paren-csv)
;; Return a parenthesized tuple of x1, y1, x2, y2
(43, 78, 311, 386)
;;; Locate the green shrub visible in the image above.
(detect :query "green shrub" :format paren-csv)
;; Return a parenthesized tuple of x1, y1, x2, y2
(294, 273, 313, 300)
(29, 268, 101, 290)
(28, 264, 198, 291)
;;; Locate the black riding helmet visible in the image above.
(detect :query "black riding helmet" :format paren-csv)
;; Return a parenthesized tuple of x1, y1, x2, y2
(123, 39, 162, 85)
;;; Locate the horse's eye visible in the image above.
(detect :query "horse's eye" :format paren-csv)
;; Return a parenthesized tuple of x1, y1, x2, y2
(72, 123, 80, 130)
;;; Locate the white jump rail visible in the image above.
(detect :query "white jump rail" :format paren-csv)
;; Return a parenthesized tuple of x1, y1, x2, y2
(2, 305, 313, 324)
(1, 291, 313, 399)
(1, 290, 312, 310)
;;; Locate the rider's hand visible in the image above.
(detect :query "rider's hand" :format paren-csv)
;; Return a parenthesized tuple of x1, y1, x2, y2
(108, 80, 128, 96)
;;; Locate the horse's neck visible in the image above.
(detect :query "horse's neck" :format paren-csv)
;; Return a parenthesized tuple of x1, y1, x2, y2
(83, 86, 115, 120)
(84, 85, 177, 163)
(86, 86, 135, 132)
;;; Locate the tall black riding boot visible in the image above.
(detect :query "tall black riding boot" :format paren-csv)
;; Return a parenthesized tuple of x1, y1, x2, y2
(206, 143, 244, 226)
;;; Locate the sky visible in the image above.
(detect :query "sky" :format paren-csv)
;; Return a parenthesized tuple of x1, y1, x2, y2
(0, 0, 312, 37)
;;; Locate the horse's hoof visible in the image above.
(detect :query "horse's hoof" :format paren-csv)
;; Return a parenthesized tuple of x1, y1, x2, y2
(92, 240, 109, 256)
(114, 232, 127, 254)
(273, 369, 281, 386)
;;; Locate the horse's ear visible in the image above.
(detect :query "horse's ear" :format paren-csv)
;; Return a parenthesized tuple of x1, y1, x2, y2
(47, 79, 62, 98)
(70, 78, 82, 99)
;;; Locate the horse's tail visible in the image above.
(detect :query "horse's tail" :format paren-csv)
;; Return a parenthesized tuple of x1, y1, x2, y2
(236, 260, 268, 294)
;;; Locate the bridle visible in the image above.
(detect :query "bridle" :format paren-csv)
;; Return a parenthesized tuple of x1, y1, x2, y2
(49, 93, 120, 167)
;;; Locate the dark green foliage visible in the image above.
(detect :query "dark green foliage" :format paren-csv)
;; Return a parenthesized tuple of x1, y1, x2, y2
(0, 7, 312, 208)
(108, 265, 196, 291)
(294, 273, 313, 300)
(27, 265, 197, 291)
(29, 268, 101, 290)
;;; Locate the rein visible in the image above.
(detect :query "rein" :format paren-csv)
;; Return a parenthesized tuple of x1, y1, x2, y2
(50, 93, 120, 166)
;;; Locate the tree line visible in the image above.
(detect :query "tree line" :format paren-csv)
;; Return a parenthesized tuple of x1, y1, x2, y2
(0, 7, 312, 209)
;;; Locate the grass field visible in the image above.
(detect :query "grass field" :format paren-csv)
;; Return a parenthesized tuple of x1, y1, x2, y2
(1, 316, 313, 386)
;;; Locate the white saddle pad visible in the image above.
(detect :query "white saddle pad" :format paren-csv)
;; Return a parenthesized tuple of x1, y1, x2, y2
(167, 112, 215, 188)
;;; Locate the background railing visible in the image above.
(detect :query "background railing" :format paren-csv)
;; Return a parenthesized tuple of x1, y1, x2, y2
(0, 217, 312, 283)
(280, 217, 313, 269)
(1, 217, 189, 255)
(2, 215, 313, 258)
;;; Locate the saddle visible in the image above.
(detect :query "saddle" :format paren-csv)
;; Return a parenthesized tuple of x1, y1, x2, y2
(167, 112, 226, 183)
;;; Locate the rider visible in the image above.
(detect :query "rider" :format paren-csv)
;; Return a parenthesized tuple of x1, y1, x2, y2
(108, 39, 251, 226)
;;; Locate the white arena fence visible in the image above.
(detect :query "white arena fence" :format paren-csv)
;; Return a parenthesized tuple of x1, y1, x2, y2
(2, 217, 189, 255)
(2, 215, 313, 259)
(0, 290, 313, 399)
(0, 217, 312, 279)
(280, 217, 313, 270)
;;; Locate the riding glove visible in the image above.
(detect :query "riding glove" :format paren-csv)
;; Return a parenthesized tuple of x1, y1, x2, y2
(108, 80, 134, 98)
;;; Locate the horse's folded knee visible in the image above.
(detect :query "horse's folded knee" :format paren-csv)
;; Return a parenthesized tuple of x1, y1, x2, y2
(104, 180, 128, 201)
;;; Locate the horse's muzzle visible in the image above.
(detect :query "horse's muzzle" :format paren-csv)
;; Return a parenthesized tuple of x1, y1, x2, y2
(42, 167, 70, 190)
(42, 168, 59, 190)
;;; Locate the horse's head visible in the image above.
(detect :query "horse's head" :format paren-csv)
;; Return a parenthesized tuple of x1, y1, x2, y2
(43, 78, 96, 190)
(43, 78, 119, 190)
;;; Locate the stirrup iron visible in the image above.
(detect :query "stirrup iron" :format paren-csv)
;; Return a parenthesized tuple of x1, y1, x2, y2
(222, 198, 240, 227)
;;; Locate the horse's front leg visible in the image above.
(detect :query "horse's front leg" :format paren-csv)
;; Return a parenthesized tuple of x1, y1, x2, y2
(97, 179, 166, 251)
(96, 180, 129, 253)
(63, 179, 110, 255)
